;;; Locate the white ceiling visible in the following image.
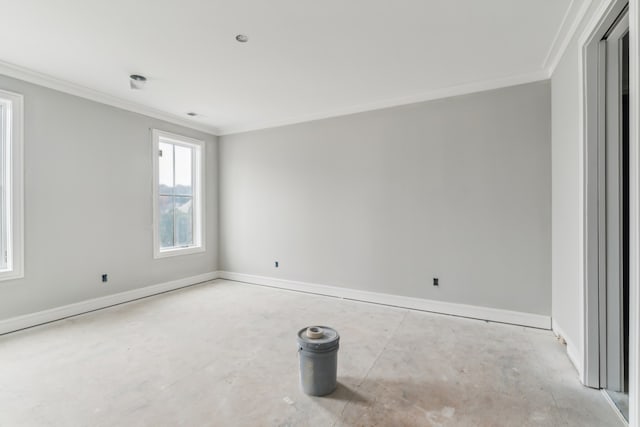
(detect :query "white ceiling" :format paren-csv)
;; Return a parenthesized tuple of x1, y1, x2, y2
(0, 0, 580, 135)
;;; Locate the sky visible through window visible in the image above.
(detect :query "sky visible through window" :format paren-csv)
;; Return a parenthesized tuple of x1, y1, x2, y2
(158, 142, 194, 249)
(159, 142, 192, 189)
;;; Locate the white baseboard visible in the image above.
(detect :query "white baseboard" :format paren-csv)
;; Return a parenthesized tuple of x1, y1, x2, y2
(0, 270, 552, 335)
(0, 271, 219, 335)
(552, 319, 584, 379)
(218, 271, 552, 329)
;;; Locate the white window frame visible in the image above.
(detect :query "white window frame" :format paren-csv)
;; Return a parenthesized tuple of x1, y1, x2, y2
(152, 129, 205, 258)
(0, 89, 24, 282)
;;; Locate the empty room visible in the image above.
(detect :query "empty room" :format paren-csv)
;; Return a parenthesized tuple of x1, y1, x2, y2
(0, 0, 638, 426)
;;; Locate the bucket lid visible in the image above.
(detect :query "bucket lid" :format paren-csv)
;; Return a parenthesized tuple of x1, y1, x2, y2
(297, 326, 340, 351)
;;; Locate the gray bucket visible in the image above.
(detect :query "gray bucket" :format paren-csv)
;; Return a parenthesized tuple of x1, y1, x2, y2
(297, 326, 340, 396)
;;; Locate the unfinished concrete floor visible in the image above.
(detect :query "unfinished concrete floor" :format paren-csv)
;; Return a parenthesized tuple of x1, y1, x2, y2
(0, 279, 623, 426)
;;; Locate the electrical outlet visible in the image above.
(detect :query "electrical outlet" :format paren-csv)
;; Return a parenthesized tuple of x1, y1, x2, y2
(433, 277, 439, 286)
(275, 261, 279, 268)
(102, 274, 108, 283)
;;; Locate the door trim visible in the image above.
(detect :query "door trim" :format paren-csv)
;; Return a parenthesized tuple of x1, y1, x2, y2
(580, 1, 640, 424)
(580, 0, 629, 389)
(626, 1, 639, 424)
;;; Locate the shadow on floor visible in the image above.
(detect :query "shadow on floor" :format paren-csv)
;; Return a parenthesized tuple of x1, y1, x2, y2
(319, 381, 369, 404)
(306, 376, 459, 426)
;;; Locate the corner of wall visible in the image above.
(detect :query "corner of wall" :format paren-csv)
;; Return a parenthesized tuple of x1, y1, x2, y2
(552, 318, 584, 379)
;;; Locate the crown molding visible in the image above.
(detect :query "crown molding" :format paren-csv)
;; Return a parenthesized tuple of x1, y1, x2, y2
(0, 62, 551, 137)
(0, 59, 221, 136)
(544, 0, 595, 75)
(218, 70, 550, 135)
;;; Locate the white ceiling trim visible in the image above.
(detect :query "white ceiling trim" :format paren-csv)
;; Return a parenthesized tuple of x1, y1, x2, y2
(0, 59, 221, 136)
(0, 58, 552, 137)
(544, 0, 595, 75)
(218, 70, 550, 135)
(542, 0, 578, 67)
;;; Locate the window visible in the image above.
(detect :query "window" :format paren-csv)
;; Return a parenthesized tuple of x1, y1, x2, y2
(152, 130, 204, 258)
(0, 89, 24, 281)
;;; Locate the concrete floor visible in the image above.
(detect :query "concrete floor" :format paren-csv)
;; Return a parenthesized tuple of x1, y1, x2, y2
(0, 279, 623, 426)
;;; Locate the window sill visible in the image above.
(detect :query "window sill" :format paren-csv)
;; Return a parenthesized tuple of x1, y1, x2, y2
(0, 269, 24, 282)
(154, 245, 205, 259)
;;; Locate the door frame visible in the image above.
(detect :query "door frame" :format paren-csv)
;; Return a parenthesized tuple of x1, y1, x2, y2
(581, 0, 639, 424)
(628, 1, 639, 423)
(602, 13, 629, 392)
(581, 0, 628, 390)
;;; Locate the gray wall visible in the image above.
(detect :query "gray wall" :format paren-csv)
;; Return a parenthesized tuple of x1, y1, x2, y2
(0, 74, 218, 320)
(219, 81, 551, 315)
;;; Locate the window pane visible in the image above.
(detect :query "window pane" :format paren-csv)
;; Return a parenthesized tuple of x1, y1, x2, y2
(0, 104, 4, 270)
(174, 144, 192, 196)
(175, 196, 193, 246)
(159, 195, 174, 248)
(158, 142, 174, 195)
(154, 131, 202, 258)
